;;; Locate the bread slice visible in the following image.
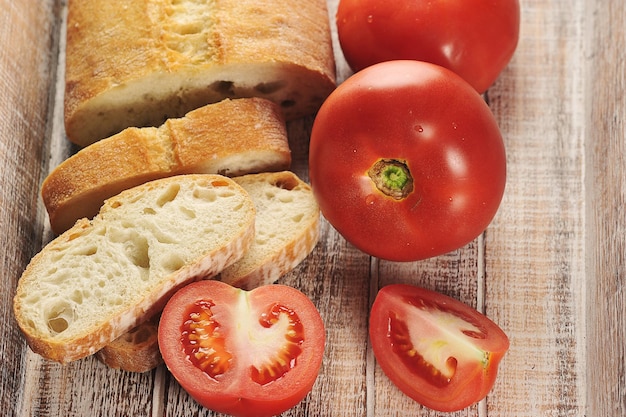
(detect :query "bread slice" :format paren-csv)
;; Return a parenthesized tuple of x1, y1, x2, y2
(95, 316, 162, 373)
(43, 97, 291, 234)
(97, 171, 319, 372)
(13, 174, 255, 364)
(64, 0, 336, 146)
(219, 171, 320, 289)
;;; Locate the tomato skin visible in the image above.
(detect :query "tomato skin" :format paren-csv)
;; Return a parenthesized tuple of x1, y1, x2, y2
(369, 284, 509, 412)
(336, 0, 520, 93)
(309, 60, 506, 262)
(158, 280, 325, 417)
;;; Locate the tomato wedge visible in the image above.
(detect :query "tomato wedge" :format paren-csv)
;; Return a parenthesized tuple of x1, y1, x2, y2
(369, 284, 509, 412)
(158, 280, 325, 417)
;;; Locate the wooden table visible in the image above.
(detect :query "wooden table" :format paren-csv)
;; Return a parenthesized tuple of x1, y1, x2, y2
(1, 0, 624, 415)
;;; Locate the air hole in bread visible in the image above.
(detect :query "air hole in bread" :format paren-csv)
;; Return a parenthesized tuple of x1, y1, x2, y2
(211, 80, 235, 96)
(143, 208, 157, 215)
(50, 253, 64, 263)
(154, 231, 178, 245)
(161, 253, 185, 272)
(192, 188, 217, 202)
(73, 245, 97, 256)
(255, 80, 287, 95)
(126, 235, 150, 270)
(48, 317, 69, 334)
(111, 295, 125, 306)
(273, 177, 298, 191)
(70, 289, 84, 305)
(179, 206, 196, 219)
(157, 183, 181, 207)
(292, 213, 305, 223)
(46, 302, 74, 334)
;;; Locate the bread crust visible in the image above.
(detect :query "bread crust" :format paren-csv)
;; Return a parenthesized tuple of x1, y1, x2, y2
(43, 98, 290, 234)
(64, 0, 336, 146)
(95, 316, 163, 373)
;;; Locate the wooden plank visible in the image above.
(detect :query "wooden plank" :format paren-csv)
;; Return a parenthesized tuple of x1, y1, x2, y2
(483, 0, 588, 415)
(584, 0, 626, 415)
(0, 0, 61, 415)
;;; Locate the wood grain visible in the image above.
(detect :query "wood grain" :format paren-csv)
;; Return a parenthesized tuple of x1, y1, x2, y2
(1, 0, 61, 415)
(2, 0, 625, 416)
(484, 0, 589, 415)
(585, 0, 626, 415)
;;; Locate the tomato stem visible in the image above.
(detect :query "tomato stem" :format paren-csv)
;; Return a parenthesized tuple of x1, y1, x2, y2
(368, 159, 414, 199)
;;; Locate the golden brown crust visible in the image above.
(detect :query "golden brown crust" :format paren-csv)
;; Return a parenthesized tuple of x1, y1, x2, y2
(64, 0, 336, 146)
(95, 317, 163, 373)
(167, 98, 290, 173)
(44, 98, 290, 234)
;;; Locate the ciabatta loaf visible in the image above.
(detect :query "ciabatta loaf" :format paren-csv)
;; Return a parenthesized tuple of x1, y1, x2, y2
(219, 171, 320, 289)
(14, 174, 255, 364)
(98, 171, 320, 372)
(43, 98, 290, 234)
(65, 0, 336, 146)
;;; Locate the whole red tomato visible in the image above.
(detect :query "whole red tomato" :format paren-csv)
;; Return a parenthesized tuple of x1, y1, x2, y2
(369, 284, 510, 411)
(158, 280, 325, 417)
(336, 0, 520, 93)
(309, 60, 506, 262)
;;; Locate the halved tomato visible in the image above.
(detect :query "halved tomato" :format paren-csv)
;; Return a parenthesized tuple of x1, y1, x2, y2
(369, 284, 509, 412)
(158, 280, 325, 417)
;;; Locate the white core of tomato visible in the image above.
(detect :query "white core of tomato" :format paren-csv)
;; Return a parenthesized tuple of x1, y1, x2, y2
(406, 306, 486, 379)
(232, 291, 292, 371)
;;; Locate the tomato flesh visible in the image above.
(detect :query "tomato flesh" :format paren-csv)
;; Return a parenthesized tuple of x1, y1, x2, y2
(182, 299, 232, 379)
(251, 304, 304, 385)
(159, 280, 325, 417)
(369, 284, 509, 412)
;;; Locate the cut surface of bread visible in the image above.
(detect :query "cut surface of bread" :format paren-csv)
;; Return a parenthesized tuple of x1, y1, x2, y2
(219, 171, 320, 290)
(14, 174, 255, 364)
(43, 98, 291, 234)
(64, 0, 336, 146)
(95, 316, 162, 373)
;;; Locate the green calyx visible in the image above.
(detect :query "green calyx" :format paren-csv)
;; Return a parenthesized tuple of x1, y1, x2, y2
(368, 159, 414, 200)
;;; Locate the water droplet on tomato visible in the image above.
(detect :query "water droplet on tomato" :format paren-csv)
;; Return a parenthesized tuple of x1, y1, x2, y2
(452, 122, 458, 130)
(414, 125, 424, 133)
(366, 195, 376, 205)
(367, 15, 374, 23)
